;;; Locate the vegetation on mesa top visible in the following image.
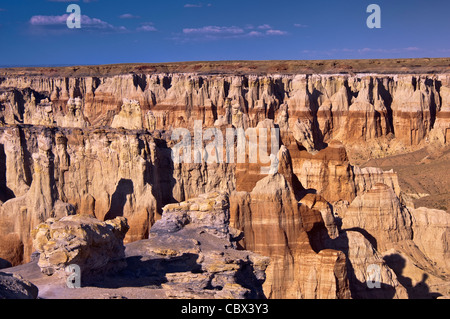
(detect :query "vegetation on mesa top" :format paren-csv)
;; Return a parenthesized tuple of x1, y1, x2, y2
(1, 58, 450, 77)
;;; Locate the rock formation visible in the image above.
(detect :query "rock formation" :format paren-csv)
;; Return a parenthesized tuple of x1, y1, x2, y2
(336, 183, 450, 298)
(138, 192, 269, 299)
(2, 192, 269, 299)
(0, 71, 448, 153)
(229, 146, 352, 299)
(0, 272, 38, 299)
(331, 230, 408, 299)
(340, 183, 413, 252)
(0, 60, 449, 299)
(0, 130, 76, 265)
(409, 207, 450, 273)
(32, 215, 129, 280)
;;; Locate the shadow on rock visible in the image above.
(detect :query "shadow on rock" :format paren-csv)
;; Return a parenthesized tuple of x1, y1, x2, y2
(104, 179, 134, 220)
(331, 231, 397, 299)
(89, 252, 202, 289)
(383, 253, 442, 299)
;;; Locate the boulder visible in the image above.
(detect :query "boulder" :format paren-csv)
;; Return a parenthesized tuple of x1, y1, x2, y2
(32, 215, 129, 282)
(0, 272, 38, 299)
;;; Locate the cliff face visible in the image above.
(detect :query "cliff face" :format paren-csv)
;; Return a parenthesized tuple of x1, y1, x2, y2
(1, 72, 448, 166)
(0, 64, 449, 299)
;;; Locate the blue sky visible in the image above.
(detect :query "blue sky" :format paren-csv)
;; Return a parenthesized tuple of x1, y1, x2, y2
(0, 0, 449, 66)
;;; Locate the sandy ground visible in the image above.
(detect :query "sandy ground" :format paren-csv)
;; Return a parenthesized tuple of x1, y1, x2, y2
(3, 259, 168, 299)
(362, 145, 450, 213)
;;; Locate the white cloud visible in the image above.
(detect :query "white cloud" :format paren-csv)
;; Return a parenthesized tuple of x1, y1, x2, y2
(30, 13, 163, 35)
(266, 29, 287, 35)
(119, 13, 141, 19)
(177, 24, 288, 42)
(183, 25, 244, 35)
(248, 31, 263, 37)
(357, 47, 421, 53)
(257, 24, 272, 30)
(294, 23, 308, 28)
(137, 24, 157, 32)
(303, 47, 422, 56)
(184, 3, 211, 8)
(29, 14, 128, 33)
(404, 47, 420, 51)
(30, 15, 68, 25)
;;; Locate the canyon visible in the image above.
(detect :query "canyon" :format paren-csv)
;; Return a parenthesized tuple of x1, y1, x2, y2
(0, 58, 449, 299)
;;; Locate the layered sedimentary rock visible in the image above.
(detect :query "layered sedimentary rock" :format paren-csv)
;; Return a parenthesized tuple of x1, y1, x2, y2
(140, 192, 269, 299)
(0, 62, 449, 299)
(229, 146, 351, 299)
(0, 126, 162, 264)
(340, 183, 413, 252)
(337, 183, 450, 297)
(2, 193, 269, 299)
(433, 75, 450, 144)
(0, 130, 76, 265)
(331, 230, 408, 299)
(0, 72, 448, 152)
(151, 192, 238, 240)
(390, 76, 439, 146)
(410, 207, 450, 272)
(289, 140, 400, 203)
(299, 193, 338, 239)
(230, 174, 302, 298)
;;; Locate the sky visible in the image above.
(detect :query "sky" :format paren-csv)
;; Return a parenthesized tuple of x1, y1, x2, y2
(0, 0, 449, 66)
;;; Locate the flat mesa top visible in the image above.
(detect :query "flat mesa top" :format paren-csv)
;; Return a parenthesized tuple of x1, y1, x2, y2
(0, 58, 449, 77)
